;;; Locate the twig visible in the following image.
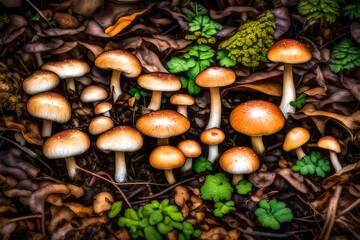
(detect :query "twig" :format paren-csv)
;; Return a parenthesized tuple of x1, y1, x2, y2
(25, 0, 54, 28)
(240, 227, 313, 238)
(336, 197, 360, 218)
(6, 214, 42, 223)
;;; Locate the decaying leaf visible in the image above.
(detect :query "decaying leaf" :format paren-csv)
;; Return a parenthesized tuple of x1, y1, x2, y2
(63, 202, 93, 217)
(209, 6, 259, 20)
(271, 7, 291, 38)
(200, 226, 229, 240)
(322, 161, 360, 189)
(275, 168, 310, 194)
(222, 78, 282, 97)
(173, 185, 190, 207)
(157, 1, 188, 30)
(93, 192, 114, 214)
(350, 22, 360, 44)
(142, 34, 191, 51)
(134, 46, 168, 72)
(0, 218, 16, 240)
(2, 119, 43, 146)
(32, 20, 89, 37)
(249, 171, 277, 188)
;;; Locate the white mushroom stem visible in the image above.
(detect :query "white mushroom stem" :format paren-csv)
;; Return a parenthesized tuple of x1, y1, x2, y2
(206, 87, 222, 130)
(65, 156, 79, 179)
(232, 174, 243, 186)
(111, 70, 122, 103)
(279, 63, 296, 119)
(207, 144, 219, 163)
(180, 157, 193, 172)
(329, 151, 342, 172)
(295, 147, 306, 160)
(34, 52, 44, 68)
(164, 169, 176, 184)
(65, 77, 76, 92)
(251, 136, 265, 155)
(114, 151, 127, 182)
(177, 106, 188, 118)
(42, 119, 53, 137)
(157, 138, 169, 146)
(147, 90, 162, 110)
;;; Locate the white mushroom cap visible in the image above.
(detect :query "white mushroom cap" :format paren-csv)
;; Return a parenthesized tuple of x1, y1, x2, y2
(22, 70, 60, 95)
(80, 85, 108, 103)
(42, 59, 90, 79)
(219, 146, 260, 175)
(89, 116, 114, 135)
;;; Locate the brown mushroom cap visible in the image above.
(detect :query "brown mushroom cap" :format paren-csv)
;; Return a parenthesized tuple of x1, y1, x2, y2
(317, 136, 341, 153)
(230, 100, 285, 136)
(283, 127, 310, 152)
(94, 102, 112, 115)
(267, 39, 312, 64)
(41, 59, 90, 79)
(200, 128, 225, 145)
(137, 72, 181, 91)
(177, 140, 202, 158)
(88, 116, 114, 135)
(170, 94, 195, 106)
(80, 85, 108, 103)
(22, 70, 60, 95)
(149, 145, 185, 169)
(219, 146, 260, 175)
(136, 110, 190, 138)
(195, 66, 236, 87)
(43, 129, 90, 159)
(27, 92, 71, 123)
(94, 50, 142, 78)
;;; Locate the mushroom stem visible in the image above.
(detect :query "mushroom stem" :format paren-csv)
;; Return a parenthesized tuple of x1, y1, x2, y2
(232, 174, 243, 186)
(34, 52, 43, 68)
(114, 151, 127, 182)
(147, 90, 162, 110)
(279, 63, 296, 119)
(206, 87, 221, 129)
(42, 119, 53, 137)
(65, 77, 76, 92)
(329, 151, 342, 172)
(180, 157, 193, 172)
(157, 138, 169, 146)
(177, 106, 188, 118)
(295, 147, 306, 160)
(208, 144, 219, 163)
(164, 169, 176, 184)
(251, 136, 265, 155)
(111, 70, 122, 103)
(65, 156, 79, 179)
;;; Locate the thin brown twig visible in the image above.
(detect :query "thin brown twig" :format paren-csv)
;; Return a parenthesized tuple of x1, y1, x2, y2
(336, 197, 360, 218)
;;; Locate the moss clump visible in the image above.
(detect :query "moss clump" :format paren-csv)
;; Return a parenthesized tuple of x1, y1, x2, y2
(218, 11, 276, 67)
(330, 38, 360, 73)
(298, 0, 340, 24)
(0, 73, 24, 118)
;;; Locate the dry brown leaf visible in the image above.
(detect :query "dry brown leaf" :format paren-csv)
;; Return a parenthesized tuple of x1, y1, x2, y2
(222, 78, 282, 97)
(309, 190, 332, 212)
(200, 226, 229, 240)
(275, 168, 310, 194)
(32, 20, 88, 37)
(63, 202, 93, 217)
(173, 185, 190, 207)
(340, 74, 360, 101)
(322, 161, 360, 189)
(157, 2, 188, 30)
(209, 6, 259, 20)
(84, 20, 111, 38)
(143, 34, 191, 51)
(93, 192, 114, 214)
(271, 7, 291, 38)
(134, 46, 168, 72)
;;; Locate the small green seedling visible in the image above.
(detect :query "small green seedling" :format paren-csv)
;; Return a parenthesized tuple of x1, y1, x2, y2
(213, 201, 236, 217)
(193, 156, 213, 173)
(181, 2, 208, 21)
(235, 179, 253, 195)
(290, 93, 307, 109)
(292, 151, 331, 178)
(298, 0, 340, 24)
(329, 38, 360, 73)
(108, 201, 123, 219)
(128, 86, 149, 101)
(30, 13, 57, 29)
(180, 77, 201, 95)
(343, 2, 360, 20)
(254, 199, 294, 230)
(200, 173, 234, 202)
(216, 50, 237, 68)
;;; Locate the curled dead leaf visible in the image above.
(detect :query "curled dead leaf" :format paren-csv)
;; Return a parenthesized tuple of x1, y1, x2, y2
(48, 205, 76, 234)
(249, 171, 277, 188)
(275, 168, 310, 194)
(142, 34, 191, 51)
(0, 217, 17, 240)
(310, 190, 332, 212)
(63, 202, 93, 217)
(322, 161, 360, 189)
(134, 46, 168, 72)
(222, 78, 282, 97)
(93, 192, 114, 214)
(3, 188, 31, 198)
(270, 7, 291, 38)
(46, 194, 63, 206)
(209, 6, 259, 20)
(200, 227, 229, 240)
(350, 22, 360, 44)
(173, 185, 190, 207)
(2, 119, 43, 146)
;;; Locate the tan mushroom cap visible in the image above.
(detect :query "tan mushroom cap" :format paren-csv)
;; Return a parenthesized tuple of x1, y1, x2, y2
(149, 145, 185, 169)
(94, 102, 112, 115)
(195, 66, 236, 87)
(27, 92, 71, 123)
(22, 70, 60, 95)
(177, 140, 202, 158)
(43, 129, 90, 159)
(200, 128, 225, 145)
(94, 50, 142, 78)
(283, 127, 310, 152)
(136, 110, 190, 138)
(230, 100, 285, 136)
(317, 136, 341, 153)
(88, 116, 114, 135)
(80, 85, 108, 103)
(267, 39, 312, 64)
(42, 59, 90, 79)
(170, 94, 195, 106)
(219, 146, 260, 174)
(96, 126, 143, 152)
(137, 72, 181, 91)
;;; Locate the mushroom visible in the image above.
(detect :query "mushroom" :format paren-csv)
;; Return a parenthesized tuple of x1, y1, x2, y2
(219, 146, 260, 185)
(137, 72, 181, 110)
(149, 145, 185, 184)
(88, 116, 114, 135)
(80, 85, 108, 106)
(136, 110, 190, 146)
(95, 50, 142, 103)
(22, 70, 60, 95)
(170, 93, 195, 118)
(94, 102, 112, 117)
(283, 127, 310, 159)
(200, 128, 225, 163)
(229, 100, 285, 155)
(317, 136, 342, 172)
(43, 129, 90, 179)
(267, 39, 312, 118)
(177, 139, 202, 172)
(27, 92, 71, 137)
(96, 126, 143, 182)
(195, 66, 236, 129)
(42, 59, 90, 92)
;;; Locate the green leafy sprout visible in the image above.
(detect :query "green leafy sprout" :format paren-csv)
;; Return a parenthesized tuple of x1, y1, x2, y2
(200, 173, 234, 202)
(343, 1, 360, 20)
(181, 2, 208, 21)
(108, 201, 123, 219)
(290, 93, 308, 109)
(297, 0, 340, 24)
(235, 179, 253, 195)
(216, 50, 237, 68)
(329, 38, 360, 73)
(213, 201, 236, 217)
(30, 13, 57, 29)
(254, 199, 294, 230)
(185, 15, 222, 44)
(292, 151, 331, 178)
(193, 156, 213, 173)
(118, 199, 201, 240)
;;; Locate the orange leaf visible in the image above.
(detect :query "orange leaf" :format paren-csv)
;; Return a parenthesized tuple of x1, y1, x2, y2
(2, 118, 43, 146)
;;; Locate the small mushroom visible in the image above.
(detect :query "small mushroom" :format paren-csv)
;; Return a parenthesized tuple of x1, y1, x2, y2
(88, 116, 114, 135)
(94, 102, 112, 117)
(170, 93, 195, 118)
(80, 85, 108, 106)
(317, 136, 342, 172)
(283, 127, 310, 159)
(22, 70, 60, 95)
(177, 140, 202, 172)
(200, 128, 225, 163)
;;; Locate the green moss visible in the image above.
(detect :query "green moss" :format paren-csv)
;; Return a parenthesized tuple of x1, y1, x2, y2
(298, 0, 340, 23)
(218, 11, 275, 67)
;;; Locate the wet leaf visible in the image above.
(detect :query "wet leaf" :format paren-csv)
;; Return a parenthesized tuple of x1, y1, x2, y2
(271, 7, 291, 38)
(275, 168, 309, 194)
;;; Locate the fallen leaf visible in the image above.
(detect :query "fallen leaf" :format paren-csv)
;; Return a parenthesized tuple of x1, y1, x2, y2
(200, 227, 229, 240)
(32, 20, 89, 37)
(309, 190, 332, 212)
(173, 185, 190, 207)
(157, 1, 188, 30)
(134, 46, 168, 72)
(84, 20, 111, 38)
(322, 161, 360, 189)
(275, 168, 310, 194)
(350, 22, 360, 44)
(271, 7, 291, 38)
(93, 192, 114, 214)
(143, 34, 191, 51)
(340, 74, 360, 101)
(49, 41, 78, 55)
(249, 171, 276, 188)
(221, 78, 282, 97)
(209, 6, 259, 20)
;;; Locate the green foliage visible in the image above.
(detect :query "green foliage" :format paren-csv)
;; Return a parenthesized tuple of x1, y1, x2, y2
(292, 151, 331, 178)
(187, 15, 222, 42)
(118, 199, 200, 240)
(193, 156, 213, 173)
(30, 13, 57, 29)
(0, 73, 24, 118)
(200, 173, 234, 202)
(128, 86, 149, 101)
(108, 201, 123, 219)
(235, 179, 253, 195)
(0, 13, 9, 30)
(180, 77, 201, 95)
(343, 1, 360, 20)
(298, 0, 340, 24)
(181, 2, 208, 21)
(213, 201, 236, 217)
(216, 50, 237, 68)
(329, 38, 360, 73)
(290, 93, 308, 109)
(254, 199, 294, 230)
(218, 11, 276, 67)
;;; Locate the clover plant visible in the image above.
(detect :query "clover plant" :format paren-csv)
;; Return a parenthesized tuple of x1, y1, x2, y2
(193, 156, 213, 173)
(213, 201, 236, 217)
(254, 199, 294, 230)
(200, 173, 234, 202)
(329, 38, 360, 73)
(235, 179, 253, 195)
(108, 201, 123, 219)
(298, 0, 340, 24)
(290, 93, 308, 109)
(185, 15, 222, 44)
(292, 151, 331, 178)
